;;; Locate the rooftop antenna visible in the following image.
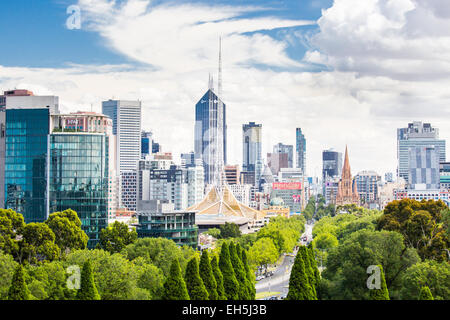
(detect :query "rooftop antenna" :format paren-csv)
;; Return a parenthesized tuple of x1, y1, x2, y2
(216, 36, 225, 189)
(218, 36, 223, 98)
(208, 73, 214, 90)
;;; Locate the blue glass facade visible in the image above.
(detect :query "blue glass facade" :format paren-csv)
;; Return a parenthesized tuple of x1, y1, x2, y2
(49, 133, 109, 248)
(296, 128, 306, 174)
(5, 109, 50, 223)
(194, 89, 227, 184)
(141, 137, 150, 156)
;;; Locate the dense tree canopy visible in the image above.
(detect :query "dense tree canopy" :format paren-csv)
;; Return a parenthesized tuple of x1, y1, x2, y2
(323, 229, 419, 300)
(248, 237, 278, 270)
(7, 264, 30, 300)
(0, 209, 25, 257)
(46, 209, 88, 255)
(219, 223, 242, 239)
(77, 260, 100, 300)
(99, 221, 137, 254)
(122, 237, 195, 277)
(19, 223, 60, 264)
(399, 260, 450, 300)
(0, 252, 18, 300)
(378, 199, 449, 261)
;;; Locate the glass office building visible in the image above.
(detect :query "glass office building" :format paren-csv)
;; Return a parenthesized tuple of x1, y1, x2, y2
(4, 109, 50, 223)
(137, 201, 198, 248)
(323, 149, 343, 180)
(49, 133, 109, 248)
(397, 121, 446, 185)
(296, 128, 306, 174)
(194, 89, 227, 184)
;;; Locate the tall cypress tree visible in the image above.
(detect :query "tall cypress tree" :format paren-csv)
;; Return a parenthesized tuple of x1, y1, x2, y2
(308, 246, 321, 285)
(7, 265, 30, 300)
(185, 257, 209, 300)
(219, 242, 239, 300)
(299, 246, 317, 299)
(211, 255, 227, 300)
(76, 260, 100, 300)
(287, 249, 314, 300)
(162, 258, 190, 300)
(419, 286, 434, 300)
(308, 246, 321, 299)
(369, 265, 390, 300)
(240, 245, 256, 300)
(229, 242, 248, 299)
(199, 250, 219, 300)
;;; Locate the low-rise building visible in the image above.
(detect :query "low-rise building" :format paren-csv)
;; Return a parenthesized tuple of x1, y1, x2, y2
(136, 200, 198, 248)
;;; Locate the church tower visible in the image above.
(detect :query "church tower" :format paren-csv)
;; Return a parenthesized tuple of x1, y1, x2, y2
(335, 146, 360, 206)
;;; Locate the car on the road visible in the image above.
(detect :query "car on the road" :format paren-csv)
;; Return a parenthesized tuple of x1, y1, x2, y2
(255, 275, 265, 281)
(268, 296, 278, 300)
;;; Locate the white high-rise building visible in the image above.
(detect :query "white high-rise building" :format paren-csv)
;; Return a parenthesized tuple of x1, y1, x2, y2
(229, 184, 252, 206)
(102, 100, 142, 172)
(397, 121, 446, 185)
(187, 159, 205, 207)
(102, 100, 142, 211)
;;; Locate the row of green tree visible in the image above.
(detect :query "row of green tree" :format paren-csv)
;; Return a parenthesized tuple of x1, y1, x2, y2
(163, 241, 255, 300)
(302, 195, 336, 221)
(310, 199, 449, 300)
(207, 216, 306, 274)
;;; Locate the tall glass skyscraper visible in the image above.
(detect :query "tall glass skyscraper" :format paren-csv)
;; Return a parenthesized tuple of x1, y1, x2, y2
(397, 121, 446, 185)
(194, 89, 227, 184)
(2, 93, 59, 223)
(322, 149, 343, 180)
(102, 100, 142, 212)
(49, 133, 109, 248)
(102, 100, 142, 172)
(4, 109, 51, 223)
(296, 128, 306, 174)
(242, 122, 262, 172)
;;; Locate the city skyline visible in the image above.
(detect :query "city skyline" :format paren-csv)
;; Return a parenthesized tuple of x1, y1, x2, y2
(1, 0, 450, 177)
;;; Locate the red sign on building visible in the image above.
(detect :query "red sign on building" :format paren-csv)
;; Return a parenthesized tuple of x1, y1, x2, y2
(272, 182, 302, 190)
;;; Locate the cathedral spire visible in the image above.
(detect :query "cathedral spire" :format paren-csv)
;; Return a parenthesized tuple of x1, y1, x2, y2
(336, 145, 360, 206)
(342, 145, 351, 178)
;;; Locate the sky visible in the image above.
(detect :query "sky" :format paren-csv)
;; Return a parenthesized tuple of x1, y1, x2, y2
(1, 0, 450, 178)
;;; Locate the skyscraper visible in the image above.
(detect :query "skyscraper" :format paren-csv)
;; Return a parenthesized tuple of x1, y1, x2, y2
(102, 100, 142, 172)
(322, 149, 343, 180)
(397, 121, 446, 185)
(242, 122, 262, 172)
(335, 146, 360, 206)
(355, 171, 381, 206)
(102, 100, 142, 212)
(296, 128, 306, 175)
(273, 143, 293, 168)
(3, 92, 59, 223)
(194, 88, 227, 185)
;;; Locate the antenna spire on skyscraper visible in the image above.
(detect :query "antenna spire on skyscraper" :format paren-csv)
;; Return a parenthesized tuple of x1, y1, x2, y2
(218, 36, 223, 98)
